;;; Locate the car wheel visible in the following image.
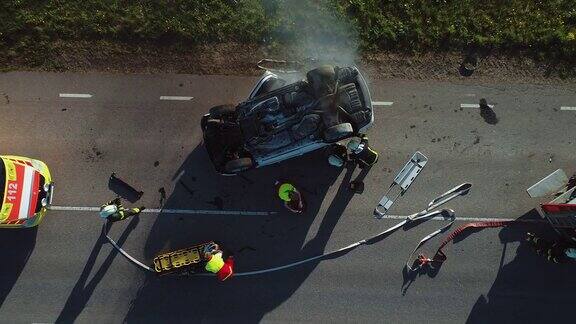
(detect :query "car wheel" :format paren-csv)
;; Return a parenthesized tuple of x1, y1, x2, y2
(306, 65, 336, 98)
(209, 105, 236, 119)
(323, 123, 353, 142)
(224, 158, 254, 174)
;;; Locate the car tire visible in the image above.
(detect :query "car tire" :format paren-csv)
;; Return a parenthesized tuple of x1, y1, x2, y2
(323, 123, 353, 142)
(209, 105, 235, 119)
(306, 66, 336, 98)
(224, 158, 254, 174)
(203, 119, 222, 135)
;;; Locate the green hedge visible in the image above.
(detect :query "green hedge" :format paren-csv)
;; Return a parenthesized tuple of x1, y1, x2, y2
(1, 0, 575, 61)
(338, 0, 576, 56)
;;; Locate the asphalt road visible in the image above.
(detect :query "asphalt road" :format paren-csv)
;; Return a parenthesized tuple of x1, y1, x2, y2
(1, 71, 576, 323)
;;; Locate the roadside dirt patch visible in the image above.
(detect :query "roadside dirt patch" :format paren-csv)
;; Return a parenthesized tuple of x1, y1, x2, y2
(1, 41, 575, 84)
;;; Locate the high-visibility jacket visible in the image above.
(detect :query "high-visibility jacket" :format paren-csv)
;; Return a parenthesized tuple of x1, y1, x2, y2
(205, 252, 225, 273)
(205, 252, 234, 281)
(278, 183, 296, 202)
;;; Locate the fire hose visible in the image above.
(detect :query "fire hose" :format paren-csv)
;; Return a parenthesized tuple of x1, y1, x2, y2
(103, 209, 454, 277)
(103, 183, 470, 277)
(409, 219, 547, 270)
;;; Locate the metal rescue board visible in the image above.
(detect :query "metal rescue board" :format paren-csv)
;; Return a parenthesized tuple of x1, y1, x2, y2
(374, 151, 428, 218)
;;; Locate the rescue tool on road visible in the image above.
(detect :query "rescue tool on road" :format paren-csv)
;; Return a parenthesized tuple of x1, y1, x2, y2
(0, 155, 54, 228)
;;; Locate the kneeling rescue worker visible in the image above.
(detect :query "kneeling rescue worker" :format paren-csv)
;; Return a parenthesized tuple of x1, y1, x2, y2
(99, 197, 145, 222)
(204, 243, 234, 281)
(526, 232, 576, 263)
(276, 181, 305, 213)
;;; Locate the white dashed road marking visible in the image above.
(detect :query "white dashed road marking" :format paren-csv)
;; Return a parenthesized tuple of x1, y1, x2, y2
(560, 106, 576, 111)
(160, 96, 194, 101)
(461, 103, 494, 108)
(378, 214, 516, 222)
(49, 205, 520, 221)
(59, 93, 92, 98)
(49, 205, 273, 216)
(372, 101, 394, 106)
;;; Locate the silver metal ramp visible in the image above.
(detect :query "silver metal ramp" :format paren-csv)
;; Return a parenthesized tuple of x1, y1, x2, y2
(374, 151, 428, 219)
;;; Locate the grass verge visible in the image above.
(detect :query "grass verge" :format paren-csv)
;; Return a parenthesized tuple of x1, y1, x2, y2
(0, 1, 575, 76)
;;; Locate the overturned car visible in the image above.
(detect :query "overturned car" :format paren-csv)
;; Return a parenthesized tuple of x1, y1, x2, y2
(201, 65, 374, 174)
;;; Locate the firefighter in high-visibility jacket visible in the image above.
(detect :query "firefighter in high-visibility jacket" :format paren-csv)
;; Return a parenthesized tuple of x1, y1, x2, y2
(203, 243, 234, 281)
(347, 135, 378, 168)
(99, 197, 145, 222)
(275, 181, 305, 213)
(526, 232, 576, 263)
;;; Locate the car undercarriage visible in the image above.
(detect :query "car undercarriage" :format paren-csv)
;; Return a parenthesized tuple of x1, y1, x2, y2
(201, 65, 374, 174)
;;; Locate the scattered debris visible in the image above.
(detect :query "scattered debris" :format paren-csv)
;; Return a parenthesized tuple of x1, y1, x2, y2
(459, 53, 478, 77)
(82, 146, 104, 162)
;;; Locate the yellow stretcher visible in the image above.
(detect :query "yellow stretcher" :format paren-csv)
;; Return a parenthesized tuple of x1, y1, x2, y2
(153, 241, 214, 275)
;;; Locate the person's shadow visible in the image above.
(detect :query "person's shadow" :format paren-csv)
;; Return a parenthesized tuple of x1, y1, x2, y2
(55, 217, 139, 323)
(0, 227, 37, 310)
(123, 144, 373, 322)
(466, 209, 576, 323)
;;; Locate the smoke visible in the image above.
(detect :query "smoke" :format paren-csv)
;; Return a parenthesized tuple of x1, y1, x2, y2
(261, 0, 360, 68)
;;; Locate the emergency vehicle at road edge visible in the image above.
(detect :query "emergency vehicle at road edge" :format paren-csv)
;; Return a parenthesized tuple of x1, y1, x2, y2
(0, 155, 54, 228)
